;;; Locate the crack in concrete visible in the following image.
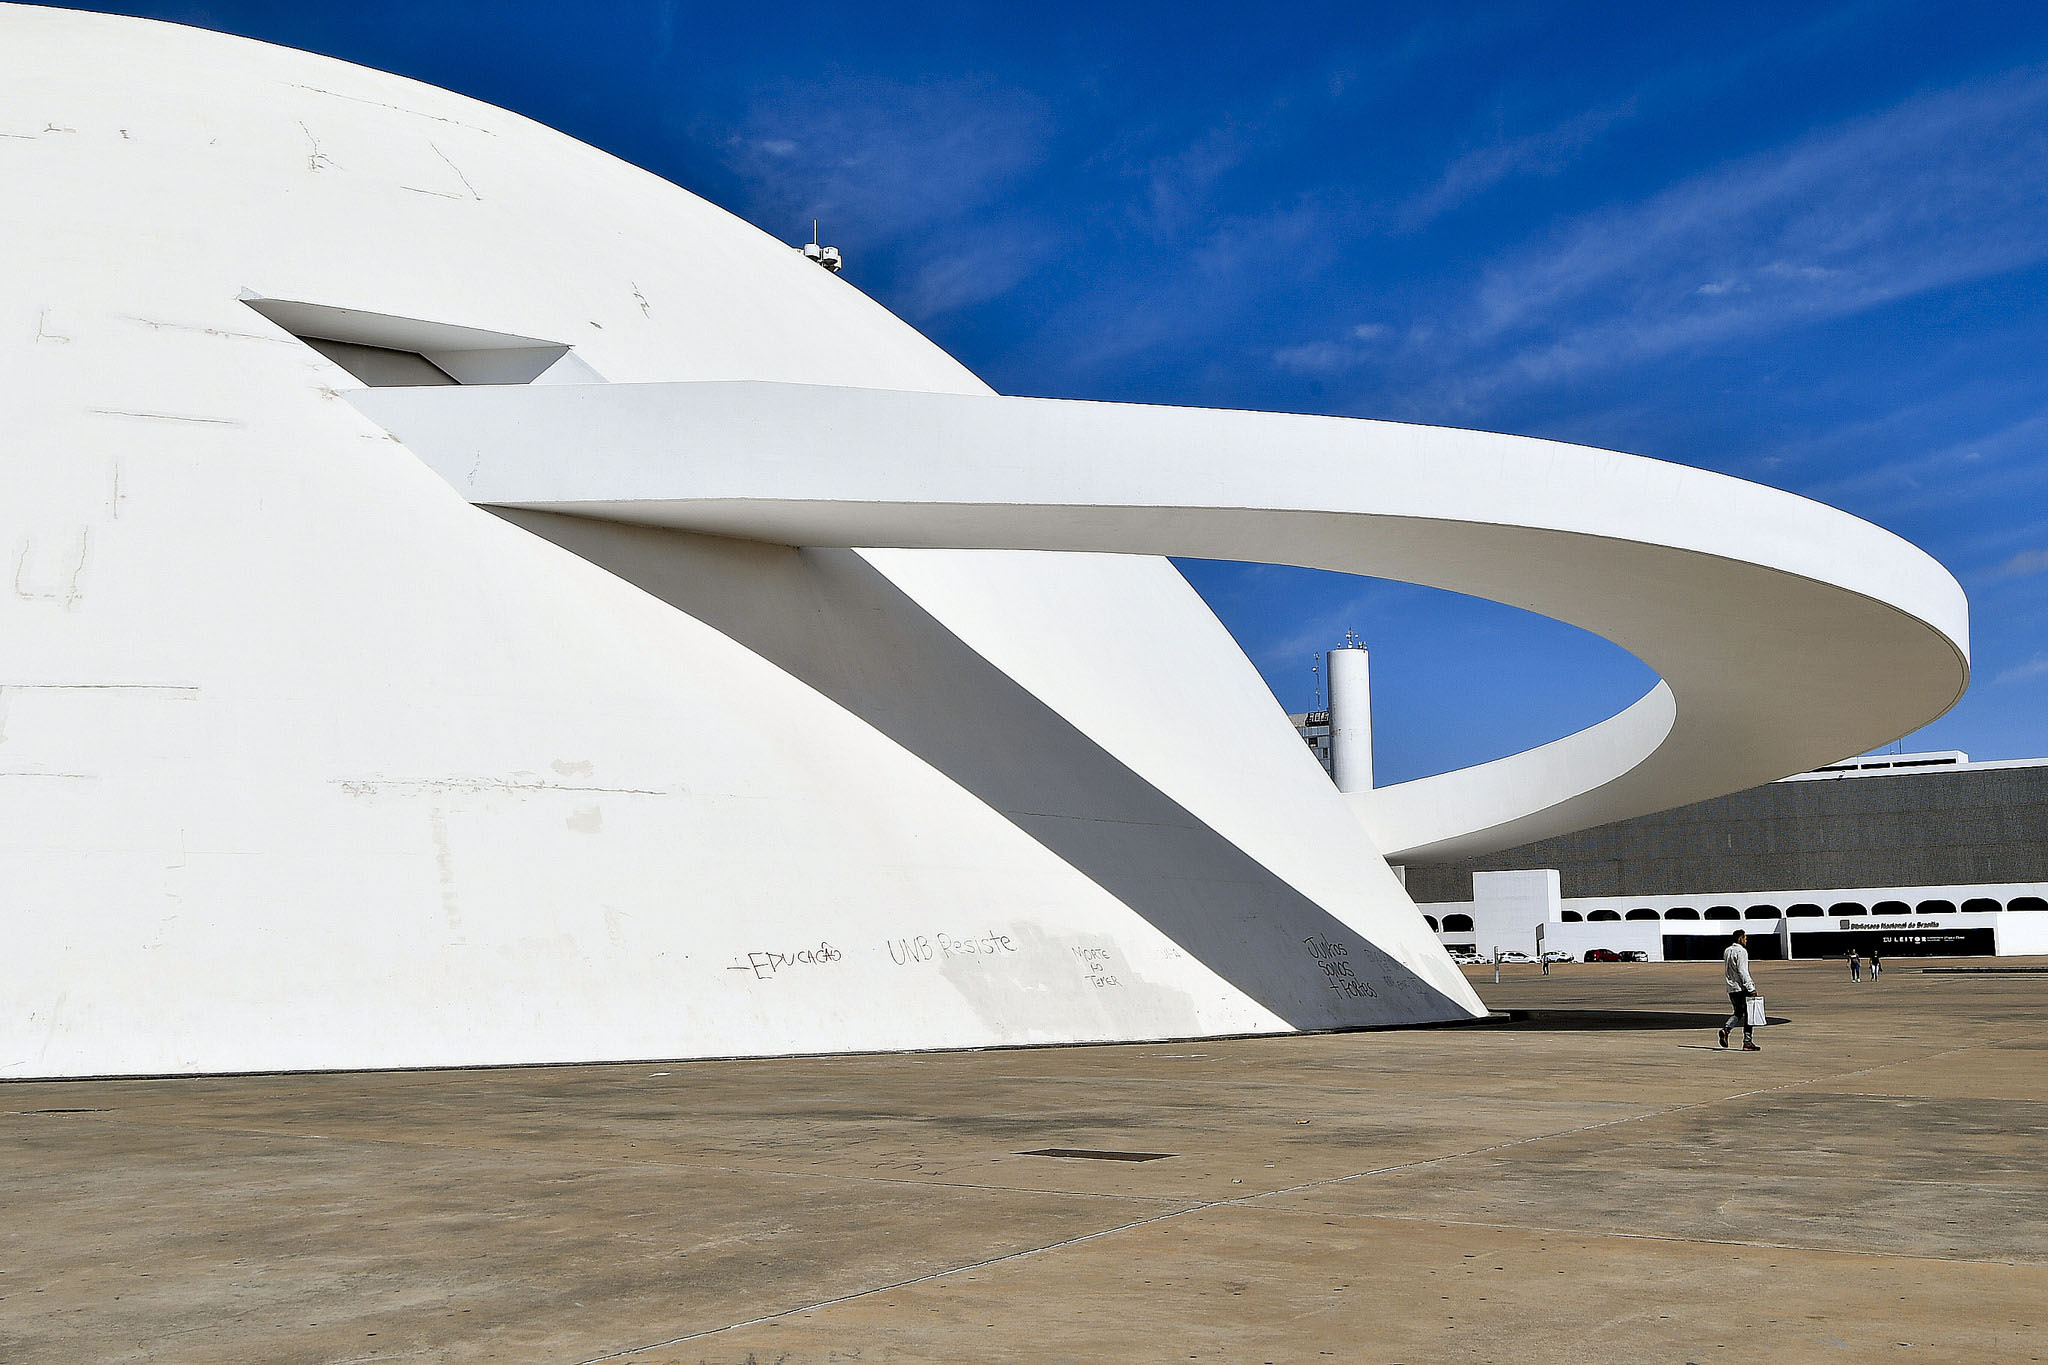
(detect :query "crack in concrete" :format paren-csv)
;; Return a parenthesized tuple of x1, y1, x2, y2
(124, 315, 300, 344)
(287, 83, 498, 133)
(0, 682, 199, 691)
(298, 120, 337, 173)
(334, 776, 669, 798)
(12, 529, 89, 607)
(429, 142, 478, 199)
(87, 408, 242, 425)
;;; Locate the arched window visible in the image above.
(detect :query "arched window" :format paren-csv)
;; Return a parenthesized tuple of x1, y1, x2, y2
(1916, 899, 1955, 915)
(1961, 897, 2001, 914)
(1787, 904, 1823, 917)
(1704, 906, 1739, 920)
(1745, 906, 1781, 920)
(1626, 908, 1659, 921)
(1830, 902, 1865, 917)
(1424, 915, 1440, 931)
(1873, 900, 1910, 916)
(1443, 913, 1474, 932)
(1665, 907, 1700, 920)
(1559, 910, 1583, 922)
(2013, 896, 2048, 913)
(1588, 909, 1621, 922)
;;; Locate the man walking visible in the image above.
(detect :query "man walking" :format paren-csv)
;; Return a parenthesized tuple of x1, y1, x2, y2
(1719, 929, 1762, 1052)
(1847, 946, 1860, 982)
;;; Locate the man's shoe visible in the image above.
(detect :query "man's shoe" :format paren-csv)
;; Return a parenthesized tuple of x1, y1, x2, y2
(1743, 1041, 1762, 1052)
(1718, 1028, 1729, 1048)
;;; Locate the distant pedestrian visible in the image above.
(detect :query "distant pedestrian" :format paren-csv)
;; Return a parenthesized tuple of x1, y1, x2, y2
(1869, 946, 1882, 981)
(1719, 930, 1761, 1052)
(1847, 947, 1860, 982)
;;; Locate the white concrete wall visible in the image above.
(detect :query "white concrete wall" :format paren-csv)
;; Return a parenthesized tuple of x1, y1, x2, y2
(1419, 869, 1559, 958)
(0, 7, 1480, 1078)
(1996, 912, 2048, 956)
(1535, 920, 1667, 961)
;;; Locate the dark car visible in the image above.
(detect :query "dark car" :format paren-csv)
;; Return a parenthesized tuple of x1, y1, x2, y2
(1583, 948, 1621, 962)
(1618, 950, 1650, 962)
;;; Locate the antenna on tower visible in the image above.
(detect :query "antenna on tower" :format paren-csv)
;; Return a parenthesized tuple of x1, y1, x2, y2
(801, 220, 843, 273)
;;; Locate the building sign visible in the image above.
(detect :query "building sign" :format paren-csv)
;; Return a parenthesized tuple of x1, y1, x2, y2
(1790, 928, 1995, 957)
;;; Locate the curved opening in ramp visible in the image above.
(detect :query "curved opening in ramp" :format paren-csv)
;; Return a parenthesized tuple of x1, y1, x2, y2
(1172, 562, 1659, 786)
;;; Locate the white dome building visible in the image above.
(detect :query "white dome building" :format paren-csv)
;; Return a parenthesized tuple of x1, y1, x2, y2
(1, 6, 1967, 1078)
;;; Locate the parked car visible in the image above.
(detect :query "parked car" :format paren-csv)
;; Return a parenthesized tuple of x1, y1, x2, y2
(1618, 950, 1651, 962)
(1540, 950, 1572, 964)
(1497, 951, 1533, 964)
(1448, 950, 1486, 965)
(1583, 948, 1622, 962)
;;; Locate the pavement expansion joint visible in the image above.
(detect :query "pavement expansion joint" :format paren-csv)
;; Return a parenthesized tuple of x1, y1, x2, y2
(574, 1047, 1968, 1358)
(571, 1202, 1222, 1363)
(1237, 1207, 2038, 1269)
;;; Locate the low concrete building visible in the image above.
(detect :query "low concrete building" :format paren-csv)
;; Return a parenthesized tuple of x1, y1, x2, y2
(1412, 754, 2048, 961)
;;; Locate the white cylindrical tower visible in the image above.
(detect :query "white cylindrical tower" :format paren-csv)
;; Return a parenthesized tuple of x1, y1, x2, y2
(1327, 645, 1374, 793)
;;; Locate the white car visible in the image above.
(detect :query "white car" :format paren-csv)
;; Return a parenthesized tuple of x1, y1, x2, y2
(1540, 950, 1573, 963)
(1497, 951, 1533, 964)
(1448, 950, 1486, 965)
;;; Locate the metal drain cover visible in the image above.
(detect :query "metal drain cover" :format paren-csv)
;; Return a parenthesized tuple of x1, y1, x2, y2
(1021, 1147, 1175, 1162)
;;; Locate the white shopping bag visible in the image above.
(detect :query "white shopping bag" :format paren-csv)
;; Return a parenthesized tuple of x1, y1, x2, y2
(1745, 994, 1767, 1028)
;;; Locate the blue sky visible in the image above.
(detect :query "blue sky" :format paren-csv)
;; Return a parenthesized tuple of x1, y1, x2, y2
(67, 1, 2048, 781)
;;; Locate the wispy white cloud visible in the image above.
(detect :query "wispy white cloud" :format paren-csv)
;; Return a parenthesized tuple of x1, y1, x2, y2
(1058, 198, 1346, 371)
(1740, 383, 2004, 480)
(1394, 97, 1638, 231)
(1272, 323, 1395, 374)
(1417, 63, 2048, 409)
(896, 221, 1060, 319)
(1798, 408, 2048, 520)
(1257, 584, 1409, 667)
(1107, 16, 1500, 243)
(1139, 122, 1256, 239)
(1271, 341, 1359, 375)
(720, 74, 1052, 246)
(1186, 198, 1336, 278)
(1995, 548, 2048, 579)
(1992, 653, 2048, 686)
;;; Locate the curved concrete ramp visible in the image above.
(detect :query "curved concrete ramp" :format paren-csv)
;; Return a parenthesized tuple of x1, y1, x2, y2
(352, 379, 1970, 861)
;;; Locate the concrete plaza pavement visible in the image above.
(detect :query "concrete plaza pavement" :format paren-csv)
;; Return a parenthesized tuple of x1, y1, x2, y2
(5, 957, 2046, 1362)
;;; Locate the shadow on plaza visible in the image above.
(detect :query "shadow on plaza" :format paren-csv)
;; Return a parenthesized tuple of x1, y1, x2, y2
(1479, 1008, 1792, 1030)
